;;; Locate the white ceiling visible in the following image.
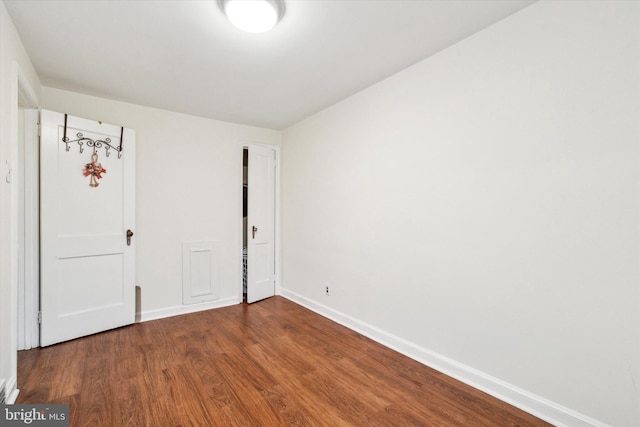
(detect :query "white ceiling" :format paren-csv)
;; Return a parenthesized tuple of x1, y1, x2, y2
(5, 0, 536, 130)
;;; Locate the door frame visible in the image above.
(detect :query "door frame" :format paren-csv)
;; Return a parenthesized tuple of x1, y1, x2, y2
(239, 142, 280, 301)
(4, 63, 39, 404)
(17, 107, 39, 350)
(14, 63, 40, 352)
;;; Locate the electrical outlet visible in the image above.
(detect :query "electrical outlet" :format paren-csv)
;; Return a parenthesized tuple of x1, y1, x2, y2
(325, 285, 330, 295)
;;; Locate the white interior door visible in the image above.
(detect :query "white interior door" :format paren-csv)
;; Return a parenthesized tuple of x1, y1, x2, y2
(40, 110, 135, 346)
(246, 144, 276, 303)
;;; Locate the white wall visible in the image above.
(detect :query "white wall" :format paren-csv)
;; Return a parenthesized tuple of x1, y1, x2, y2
(281, 1, 640, 426)
(0, 0, 41, 402)
(42, 87, 281, 319)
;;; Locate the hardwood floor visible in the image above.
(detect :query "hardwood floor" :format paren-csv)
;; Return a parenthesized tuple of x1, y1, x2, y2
(17, 296, 550, 426)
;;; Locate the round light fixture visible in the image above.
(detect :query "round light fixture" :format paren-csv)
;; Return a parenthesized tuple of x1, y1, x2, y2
(220, 0, 285, 33)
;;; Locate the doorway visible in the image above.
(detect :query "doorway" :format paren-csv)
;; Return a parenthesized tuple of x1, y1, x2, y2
(242, 144, 279, 304)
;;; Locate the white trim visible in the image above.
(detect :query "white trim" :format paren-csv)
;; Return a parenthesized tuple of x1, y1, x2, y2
(5, 376, 18, 404)
(15, 66, 39, 110)
(17, 108, 39, 350)
(5, 62, 40, 406)
(238, 143, 246, 299)
(280, 289, 610, 427)
(16, 110, 25, 350)
(14, 62, 40, 351)
(272, 145, 281, 295)
(138, 297, 240, 323)
(24, 109, 39, 349)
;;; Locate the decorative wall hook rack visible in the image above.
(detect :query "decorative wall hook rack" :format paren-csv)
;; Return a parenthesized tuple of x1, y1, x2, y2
(61, 113, 124, 159)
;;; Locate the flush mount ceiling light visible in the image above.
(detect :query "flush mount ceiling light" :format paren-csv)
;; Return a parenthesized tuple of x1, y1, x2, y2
(219, 0, 285, 33)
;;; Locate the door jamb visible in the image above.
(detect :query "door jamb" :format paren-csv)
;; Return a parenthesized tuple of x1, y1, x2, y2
(17, 108, 39, 350)
(15, 63, 40, 350)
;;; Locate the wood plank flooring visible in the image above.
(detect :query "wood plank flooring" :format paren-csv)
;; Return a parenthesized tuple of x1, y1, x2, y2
(17, 296, 550, 426)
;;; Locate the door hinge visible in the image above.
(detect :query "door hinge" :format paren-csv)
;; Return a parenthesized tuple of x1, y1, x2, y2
(4, 160, 11, 183)
(37, 122, 41, 137)
(37, 311, 42, 324)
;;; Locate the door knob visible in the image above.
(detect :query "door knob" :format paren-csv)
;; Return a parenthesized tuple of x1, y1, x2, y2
(126, 229, 134, 246)
(252, 225, 258, 239)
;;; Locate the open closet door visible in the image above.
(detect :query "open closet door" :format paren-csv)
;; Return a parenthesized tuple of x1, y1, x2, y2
(246, 144, 276, 303)
(40, 110, 136, 346)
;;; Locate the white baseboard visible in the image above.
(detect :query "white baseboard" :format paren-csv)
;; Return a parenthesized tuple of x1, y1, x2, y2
(280, 289, 608, 427)
(5, 376, 19, 404)
(138, 296, 240, 323)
